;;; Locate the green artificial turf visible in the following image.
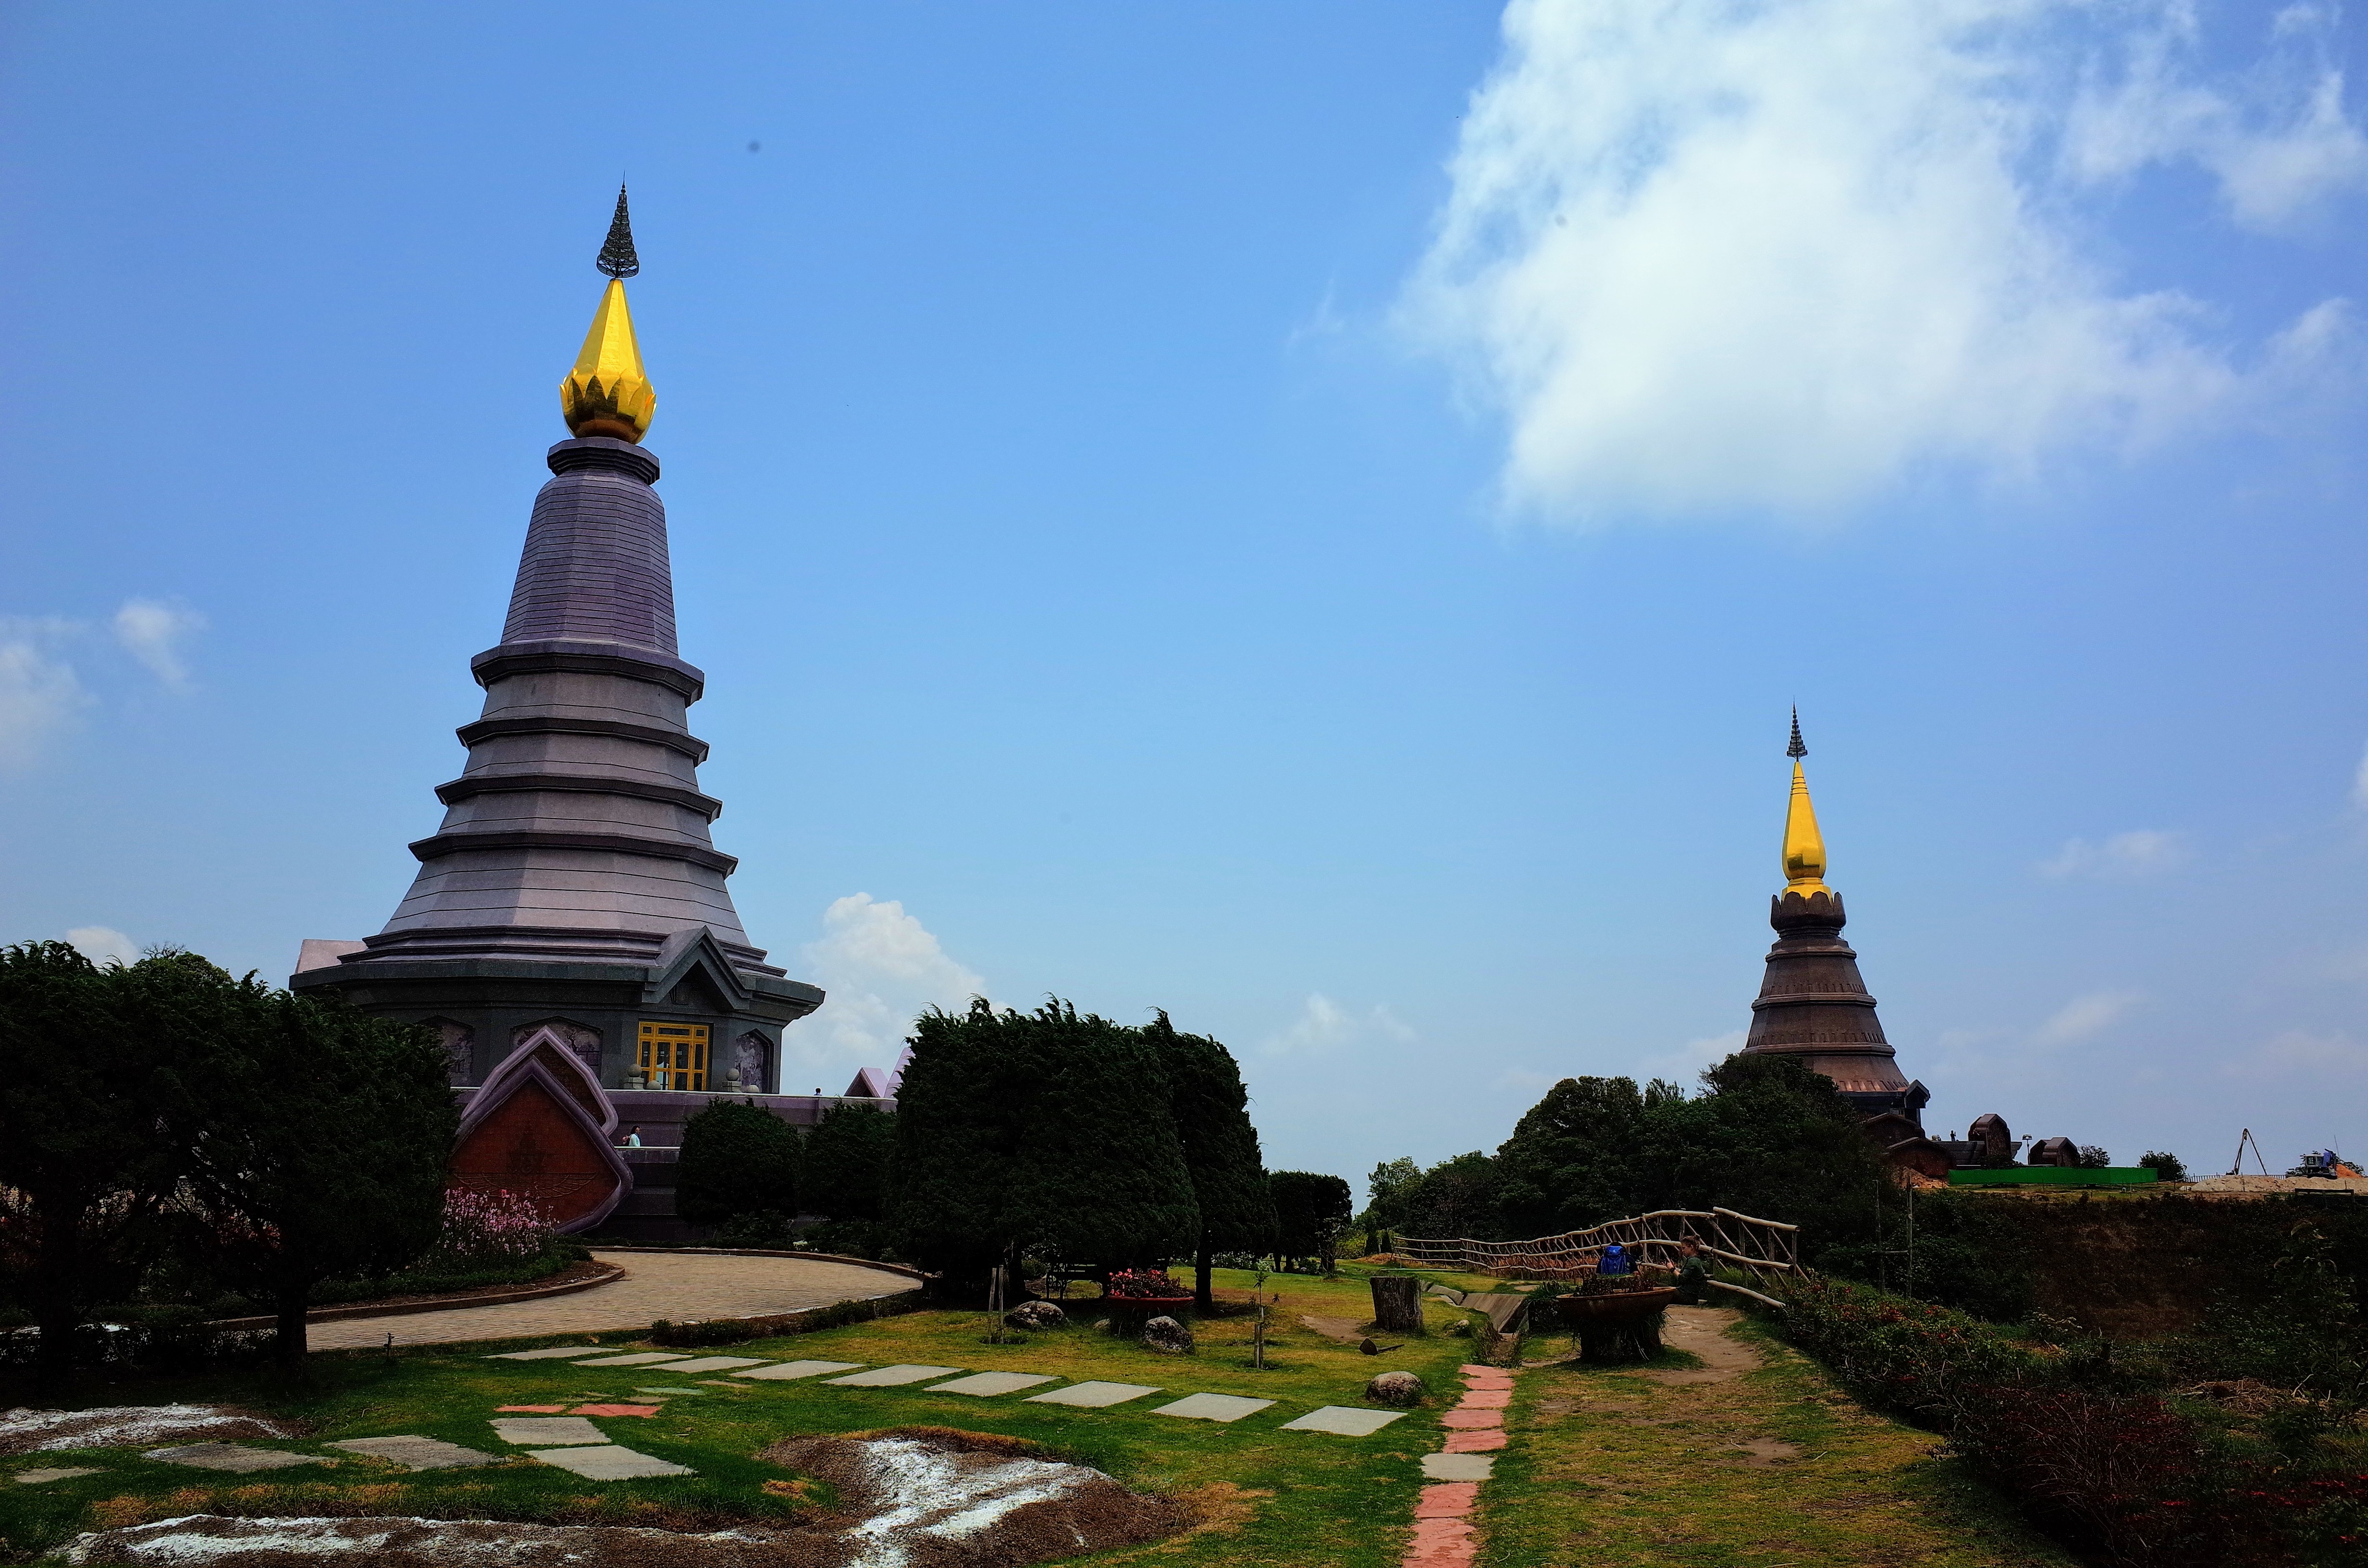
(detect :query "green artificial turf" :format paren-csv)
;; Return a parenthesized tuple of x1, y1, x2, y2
(0, 1268, 1475, 1566)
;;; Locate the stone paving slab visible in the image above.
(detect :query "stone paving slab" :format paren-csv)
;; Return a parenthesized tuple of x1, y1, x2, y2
(491, 1417, 608, 1446)
(1441, 1429, 1506, 1453)
(730, 1360, 862, 1382)
(1455, 1388, 1510, 1409)
(14, 1467, 100, 1484)
(528, 1444, 693, 1481)
(143, 1444, 322, 1474)
(496, 1405, 567, 1413)
(924, 1372, 1058, 1397)
(1148, 1393, 1274, 1423)
(641, 1356, 769, 1373)
(1279, 1406, 1407, 1436)
(1440, 1410, 1502, 1429)
(328, 1436, 497, 1471)
(1024, 1381, 1160, 1408)
(823, 1364, 962, 1387)
(571, 1405, 660, 1417)
(487, 1347, 604, 1360)
(1420, 1453, 1496, 1482)
(636, 1386, 709, 1395)
(571, 1352, 696, 1367)
(317, 1253, 917, 1352)
(1415, 1481, 1482, 1517)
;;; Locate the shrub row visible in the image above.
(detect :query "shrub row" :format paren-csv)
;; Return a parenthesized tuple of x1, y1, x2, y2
(649, 1290, 925, 1348)
(1769, 1276, 2367, 1567)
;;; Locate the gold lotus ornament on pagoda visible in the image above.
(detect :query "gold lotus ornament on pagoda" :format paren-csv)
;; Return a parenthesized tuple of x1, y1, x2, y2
(561, 185, 655, 443)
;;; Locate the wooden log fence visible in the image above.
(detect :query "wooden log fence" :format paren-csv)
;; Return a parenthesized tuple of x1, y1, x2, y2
(1396, 1206, 1799, 1284)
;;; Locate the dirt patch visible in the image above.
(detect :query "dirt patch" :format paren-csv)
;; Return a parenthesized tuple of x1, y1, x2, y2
(1643, 1307, 1764, 1385)
(765, 1426, 1187, 1566)
(1295, 1315, 1367, 1343)
(1724, 1437, 1803, 1466)
(62, 1515, 845, 1567)
(0, 1405, 298, 1456)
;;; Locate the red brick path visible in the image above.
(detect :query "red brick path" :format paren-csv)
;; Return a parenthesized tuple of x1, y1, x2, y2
(1400, 1363, 1515, 1567)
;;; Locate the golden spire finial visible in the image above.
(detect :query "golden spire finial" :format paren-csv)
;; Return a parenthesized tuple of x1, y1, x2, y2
(561, 184, 656, 443)
(1781, 708, 1829, 894)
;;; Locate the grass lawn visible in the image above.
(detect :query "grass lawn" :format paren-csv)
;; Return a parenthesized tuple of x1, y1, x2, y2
(1477, 1310, 2078, 1568)
(0, 1268, 1480, 1566)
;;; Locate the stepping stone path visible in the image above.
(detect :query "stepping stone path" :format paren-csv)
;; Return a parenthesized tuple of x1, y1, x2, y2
(327, 1436, 495, 1471)
(1281, 1406, 1407, 1436)
(570, 1404, 661, 1417)
(527, 1443, 693, 1481)
(731, 1360, 861, 1382)
(823, 1364, 962, 1387)
(486, 1347, 602, 1360)
(1025, 1381, 1161, 1409)
(1401, 1365, 1515, 1567)
(639, 1356, 770, 1373)
(1148, 1393, 1274, 1424)
(143, 1443, 321, 1474)
(925, 1372, 1056, 1396)
(490, 1417, 608, 1446)
(636, 1386, 710, 1395)
(496, 1405, 567, 1413)
(13, 1467, 99, 1484)
(571, 1352, 695, 1367)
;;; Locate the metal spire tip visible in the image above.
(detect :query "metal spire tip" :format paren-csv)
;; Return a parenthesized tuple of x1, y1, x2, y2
(596, 184, 640, 280)
(1787, 707, 1807, 760)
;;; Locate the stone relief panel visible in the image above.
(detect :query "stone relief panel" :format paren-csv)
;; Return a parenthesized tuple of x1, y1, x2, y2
(729, 1031, 769, 1094)
(513, 1017, 602, 1072)
(430, 1018, 476, 1085)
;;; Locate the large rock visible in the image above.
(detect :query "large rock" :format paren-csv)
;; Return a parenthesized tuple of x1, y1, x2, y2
(1140, 1316, 1195, 1355)
(1005, 1300, 1067, 1330)
(1366, 1371, 1424, 1407)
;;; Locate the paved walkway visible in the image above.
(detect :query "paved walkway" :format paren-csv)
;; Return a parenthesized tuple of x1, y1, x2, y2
(307, 1252, 916, 1352)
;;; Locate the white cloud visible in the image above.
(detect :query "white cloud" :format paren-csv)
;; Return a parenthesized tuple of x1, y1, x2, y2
(1264, 993, 1417, 1055)
(2230, 1027, 2368, 1077)
(65, 926, 139, 967)
(1401, 0, 2361, 519)
(2037, 829, 2187, 878)
(112, 599, 206, 686)
(0, 618, 89, 771)
(2064, 3, 2368, 231)
(790, 894, 986, 1071)
(2033, 988, 2144, 1046)
(1637, 1028, 1746, 1085)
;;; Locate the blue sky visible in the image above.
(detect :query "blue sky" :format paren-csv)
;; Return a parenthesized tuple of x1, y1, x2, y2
(6, 1, 2368, 1196)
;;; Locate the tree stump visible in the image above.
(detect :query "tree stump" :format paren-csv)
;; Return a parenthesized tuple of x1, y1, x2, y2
(1370, 1274, 1424, 1334)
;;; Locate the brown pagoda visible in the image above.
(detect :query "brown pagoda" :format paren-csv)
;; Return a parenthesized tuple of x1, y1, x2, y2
(1742, 714, 1943, 1173)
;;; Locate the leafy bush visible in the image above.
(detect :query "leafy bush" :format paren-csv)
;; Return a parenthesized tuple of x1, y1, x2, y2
(650, 1316, 755, 1348)
(711, 1211, 799, 1250)
(2140, 1151, 2190, 1183)
(677, 1099, 801, 1225)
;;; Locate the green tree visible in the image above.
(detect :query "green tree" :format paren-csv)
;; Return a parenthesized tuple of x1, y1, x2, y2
(1639, 1052, 1892, 1267)
(182, 981, 457, 1365)
(1150, 1014, 1271, 1310)
(887, 1000, 1199, 1292)
(1269, 1171, 1353, 1273)
(0, 943, 193, 1391)
(803, 1103, 896, 1222)
(2138, 1150, 2188, 1183)
(1492, 1075, 1651, 1236)
(1361, 1156, 1421, 1251)
(1396, 1152, 1504, 1242)
(677, 1099, 802, 1226)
